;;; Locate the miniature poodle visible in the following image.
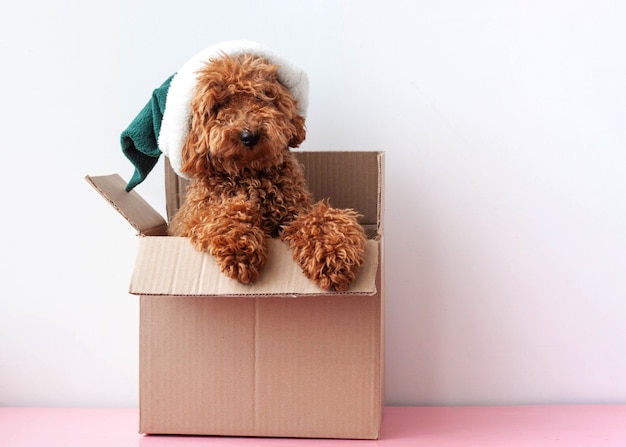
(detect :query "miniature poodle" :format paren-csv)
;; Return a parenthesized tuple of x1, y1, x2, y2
(168, 53, 366, 291)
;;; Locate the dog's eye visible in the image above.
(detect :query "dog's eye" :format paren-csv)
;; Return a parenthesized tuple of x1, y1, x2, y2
(211, 96, 231, 114)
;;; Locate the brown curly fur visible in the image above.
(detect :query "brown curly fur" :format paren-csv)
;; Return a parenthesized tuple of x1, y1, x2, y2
(168, 53, 366, 291)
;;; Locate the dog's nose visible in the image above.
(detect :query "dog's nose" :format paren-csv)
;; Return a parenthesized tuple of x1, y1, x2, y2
(239, 130, 260, 147)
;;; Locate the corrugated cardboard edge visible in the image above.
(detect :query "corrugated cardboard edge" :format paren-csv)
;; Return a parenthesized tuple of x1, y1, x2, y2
(85, 174, 168, 236)
(130, 236, 379, 297)
(368, 150, 384, 239)
(376, 151, 386, 429)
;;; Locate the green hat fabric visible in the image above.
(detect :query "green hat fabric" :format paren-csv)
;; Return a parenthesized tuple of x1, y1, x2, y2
(120, 75, 173, 191)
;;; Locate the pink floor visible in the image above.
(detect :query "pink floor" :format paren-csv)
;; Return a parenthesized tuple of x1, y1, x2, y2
(2, 405, 625, 446)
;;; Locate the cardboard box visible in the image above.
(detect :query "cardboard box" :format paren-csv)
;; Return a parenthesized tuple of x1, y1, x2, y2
(87, 151, 384, 439)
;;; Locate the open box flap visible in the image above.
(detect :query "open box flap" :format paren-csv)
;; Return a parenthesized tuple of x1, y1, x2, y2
(130, 236, 379, 297)
(85, 174, 168, 236)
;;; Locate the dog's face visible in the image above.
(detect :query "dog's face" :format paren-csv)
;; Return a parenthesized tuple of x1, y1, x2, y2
(180, 54, 306, 177)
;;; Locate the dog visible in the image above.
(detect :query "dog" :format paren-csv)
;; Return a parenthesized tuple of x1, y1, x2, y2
(168, 53, 366, 291)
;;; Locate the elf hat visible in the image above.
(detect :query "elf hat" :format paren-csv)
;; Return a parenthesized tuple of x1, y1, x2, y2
(120, 40, 309, 191)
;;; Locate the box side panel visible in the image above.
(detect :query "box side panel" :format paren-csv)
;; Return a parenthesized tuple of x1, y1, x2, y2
(139, 296, 257, 435)
(378, 238, 386, 422)
(294, 151, 381, 232)
(138, 276, 383, 439)
(254, 291, 383, 439)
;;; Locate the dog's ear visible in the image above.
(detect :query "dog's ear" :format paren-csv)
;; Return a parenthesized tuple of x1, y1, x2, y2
(179, 100, 213, 177)
(289, 114, 306, 148)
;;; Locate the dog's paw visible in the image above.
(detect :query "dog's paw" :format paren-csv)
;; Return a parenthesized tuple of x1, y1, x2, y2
(188, 220, 267, 284)
(216, 250, 265, 285)
(209, 228, 267, 284)
(306, 247, 364, 292)
(282, 201, 366, 292)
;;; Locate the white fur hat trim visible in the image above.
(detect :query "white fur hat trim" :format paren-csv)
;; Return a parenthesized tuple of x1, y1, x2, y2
(158, 40, 309, 178)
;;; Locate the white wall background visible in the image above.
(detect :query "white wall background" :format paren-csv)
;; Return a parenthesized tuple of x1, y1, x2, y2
(1, 0, 625, 407)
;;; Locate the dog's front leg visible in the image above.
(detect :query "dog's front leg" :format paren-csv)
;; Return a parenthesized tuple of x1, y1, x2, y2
(281, 201, 366, 292)
(186, 198, 268, 285)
